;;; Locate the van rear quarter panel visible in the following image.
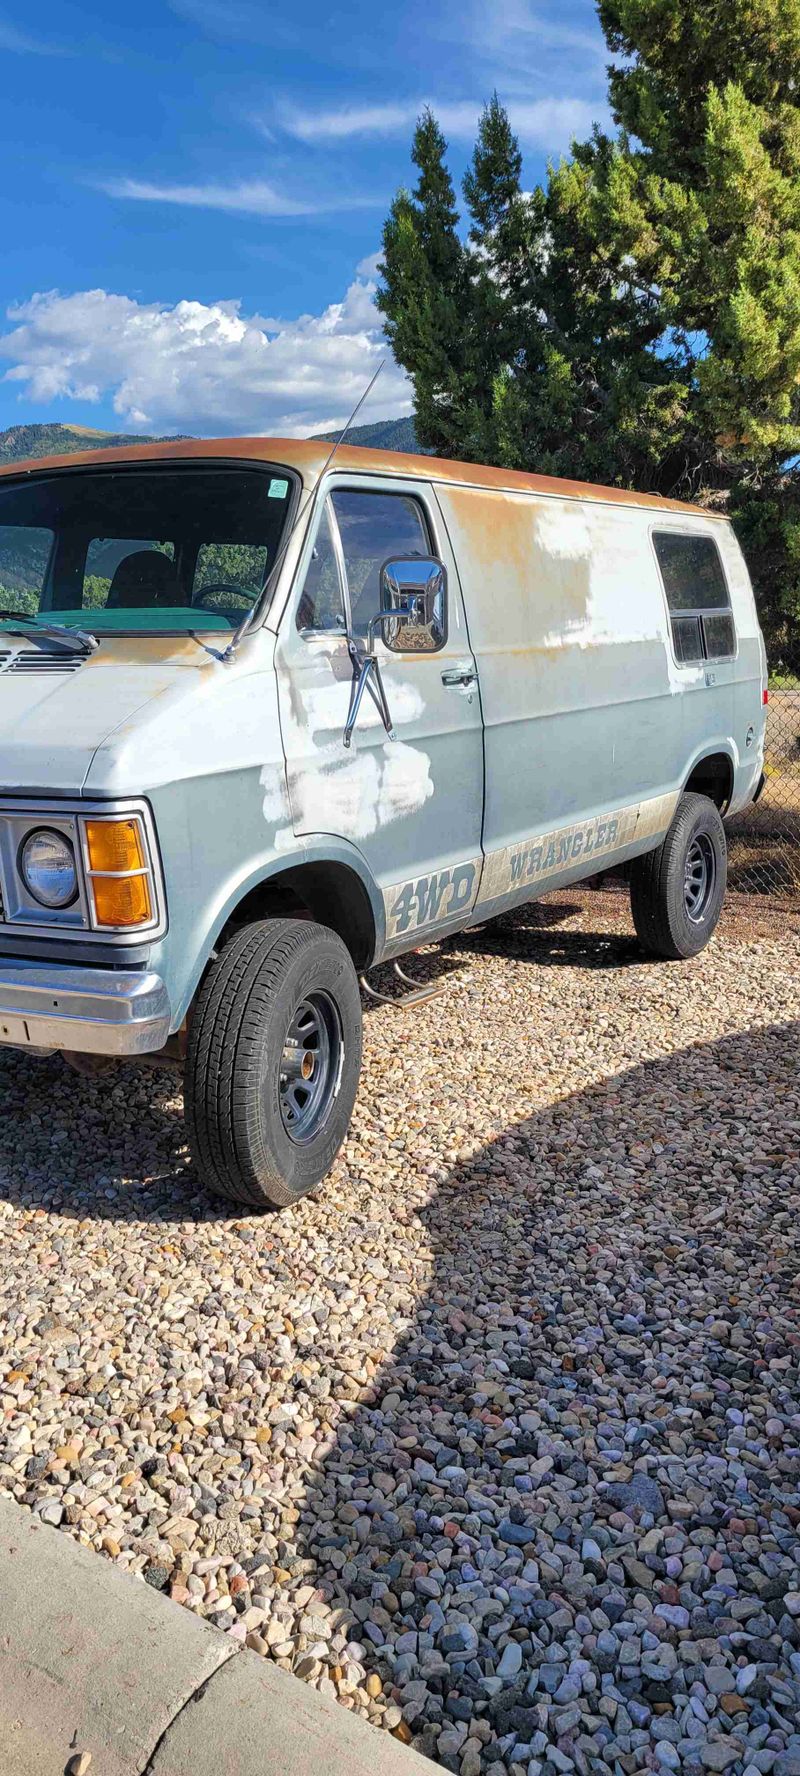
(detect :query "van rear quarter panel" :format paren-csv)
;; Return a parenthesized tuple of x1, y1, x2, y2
(436, 484, 757, 909)
(712, 522, 765, 816)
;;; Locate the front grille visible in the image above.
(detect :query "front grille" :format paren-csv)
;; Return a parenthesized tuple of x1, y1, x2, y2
(0, 648, 85, 675)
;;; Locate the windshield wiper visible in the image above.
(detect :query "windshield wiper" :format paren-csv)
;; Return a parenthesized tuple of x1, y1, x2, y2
(0, 608, 99, 655)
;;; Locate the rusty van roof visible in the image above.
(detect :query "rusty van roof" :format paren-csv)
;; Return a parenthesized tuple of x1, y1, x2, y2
(0, 434, 723, 518)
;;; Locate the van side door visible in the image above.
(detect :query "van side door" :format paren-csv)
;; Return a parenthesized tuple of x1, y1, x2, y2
(273, 475, 484, 955)
(435, 485, 683, 918)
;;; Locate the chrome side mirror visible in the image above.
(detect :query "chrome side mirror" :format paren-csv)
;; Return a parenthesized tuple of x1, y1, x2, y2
(377, 555, 447, 653)
(342, 556, 448, 748)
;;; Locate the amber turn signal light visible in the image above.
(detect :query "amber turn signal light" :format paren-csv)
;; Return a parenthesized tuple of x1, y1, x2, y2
(91, 872, 152, 928)
(85, 818, 146, 874)
(83, 817, 153, 927)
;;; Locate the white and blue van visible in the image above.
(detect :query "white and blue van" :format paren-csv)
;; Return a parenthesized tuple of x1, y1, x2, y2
(0, 437, 767, 1206)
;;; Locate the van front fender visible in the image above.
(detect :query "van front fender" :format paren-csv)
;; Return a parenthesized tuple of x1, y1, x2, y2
(151, 825, 385, 1032)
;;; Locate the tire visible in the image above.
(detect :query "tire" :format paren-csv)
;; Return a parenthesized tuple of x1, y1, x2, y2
(629, 792, 727, 960)
(184, 918, 362, 1209)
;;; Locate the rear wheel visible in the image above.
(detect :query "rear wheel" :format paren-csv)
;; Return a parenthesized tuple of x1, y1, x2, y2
(629, 792, 727, 959)
(184, 918, 362, 1208)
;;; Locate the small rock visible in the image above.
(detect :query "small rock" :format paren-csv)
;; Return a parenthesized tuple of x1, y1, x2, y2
(701, 1742, 745, 1771)
(498, 1520, 537, 1547)
(720, 1693, 748, 1715)
(606, 1475, 665, 1519)
(497, 1640, 523, 1680)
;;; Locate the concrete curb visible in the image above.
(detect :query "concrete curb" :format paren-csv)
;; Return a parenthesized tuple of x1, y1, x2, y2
(0, 1498, 437, 1774)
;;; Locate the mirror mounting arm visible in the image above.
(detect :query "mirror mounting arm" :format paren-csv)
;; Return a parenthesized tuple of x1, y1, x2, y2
(343, 634, 396, 749)
(341, 596, 426, 749)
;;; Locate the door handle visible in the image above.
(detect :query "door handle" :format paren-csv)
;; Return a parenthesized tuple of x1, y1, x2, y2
(441, 667, 477, 688)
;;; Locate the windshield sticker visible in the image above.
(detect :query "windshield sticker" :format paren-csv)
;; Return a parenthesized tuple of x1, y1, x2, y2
(268, 479, 289, 499)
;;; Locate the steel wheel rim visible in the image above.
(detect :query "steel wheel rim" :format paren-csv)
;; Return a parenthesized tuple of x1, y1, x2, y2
(684, 832, 716, 923)
(278, 990, 343, 1145)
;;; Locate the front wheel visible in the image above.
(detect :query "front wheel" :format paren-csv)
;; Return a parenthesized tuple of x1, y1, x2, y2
(629, 792, 727, 959)
(184, 918, 363, 1208)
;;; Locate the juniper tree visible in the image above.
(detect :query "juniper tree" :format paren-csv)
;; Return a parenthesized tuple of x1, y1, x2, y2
(378, 0, 800, 665)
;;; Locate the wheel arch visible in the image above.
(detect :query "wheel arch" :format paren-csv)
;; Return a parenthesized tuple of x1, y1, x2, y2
(172, 841, 382, 1028)
(682, 748, 735, 813)
(219, 856, 378, 969)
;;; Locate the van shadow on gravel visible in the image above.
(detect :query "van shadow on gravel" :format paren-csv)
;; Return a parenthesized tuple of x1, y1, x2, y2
(290, 1019, 800, 1770)
(453, 895, 643, 974)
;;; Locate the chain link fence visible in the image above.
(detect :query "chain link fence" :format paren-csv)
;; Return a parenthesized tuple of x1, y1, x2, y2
(727, 681, 800, 899)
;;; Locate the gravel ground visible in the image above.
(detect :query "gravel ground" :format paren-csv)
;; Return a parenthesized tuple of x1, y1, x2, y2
(1, 889, 799, 1776)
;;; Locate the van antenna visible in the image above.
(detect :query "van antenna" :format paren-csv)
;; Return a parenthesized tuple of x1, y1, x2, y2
(222, 358, 386, 661)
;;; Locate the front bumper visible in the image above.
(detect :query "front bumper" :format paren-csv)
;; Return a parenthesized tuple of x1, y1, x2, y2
(0, 960, 171, 1056)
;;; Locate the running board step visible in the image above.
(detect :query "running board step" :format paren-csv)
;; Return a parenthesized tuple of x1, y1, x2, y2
(359, 960, 445, 1008)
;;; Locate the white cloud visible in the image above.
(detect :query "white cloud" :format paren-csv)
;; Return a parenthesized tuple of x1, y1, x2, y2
(275, 101, 417, 143)
(97, 175, 380, 218)
(466, 0, 606, 64)
(0, 277, 412, 437)
(0, 15, 67, 53)
(273, 94, 602, 155)
(356, 250, 383, 281)
(167, 0, 277, 40)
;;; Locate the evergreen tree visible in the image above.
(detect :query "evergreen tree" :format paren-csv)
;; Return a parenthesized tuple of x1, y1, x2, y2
(378, 0, 800, 667)
(596, 0, 800, 469)
(377, 110, 470, 456)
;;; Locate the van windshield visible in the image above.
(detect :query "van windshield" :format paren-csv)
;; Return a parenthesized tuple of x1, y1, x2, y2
(0, 464, 294, 635)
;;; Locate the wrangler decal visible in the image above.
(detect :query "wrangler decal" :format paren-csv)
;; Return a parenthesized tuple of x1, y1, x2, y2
(387, 859, 478, 939)
(480, 792, 679, 907)
(504, 813, 623, 890)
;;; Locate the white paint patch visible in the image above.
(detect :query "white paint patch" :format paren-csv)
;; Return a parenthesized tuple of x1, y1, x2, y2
(259, 762, 292, 825)
(288, 739, 433, 842)
(276, 651, 434, 845)
(381, 741, 436, 821)
(534, 500, 592, 562)
(303, 675, 425, 735)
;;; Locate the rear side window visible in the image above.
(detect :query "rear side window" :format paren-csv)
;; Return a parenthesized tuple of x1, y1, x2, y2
(654, 531, 736, 663)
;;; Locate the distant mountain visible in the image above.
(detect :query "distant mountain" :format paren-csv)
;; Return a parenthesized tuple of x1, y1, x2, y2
(0, 422, 189, 464)
(311, 415, 422, 453)
(0, 413, 422, 468)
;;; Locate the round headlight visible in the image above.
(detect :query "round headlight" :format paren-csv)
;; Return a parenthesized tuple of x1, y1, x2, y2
(19, 828, 78, 909)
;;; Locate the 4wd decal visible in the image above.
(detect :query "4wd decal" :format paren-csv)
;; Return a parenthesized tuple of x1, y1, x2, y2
(386, 859, 478, 939)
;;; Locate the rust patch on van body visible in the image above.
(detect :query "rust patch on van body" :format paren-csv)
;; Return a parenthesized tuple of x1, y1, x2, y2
(0, 435, 723, 520)
(439, 486, 592, 644)
(88, 636, 215, 668)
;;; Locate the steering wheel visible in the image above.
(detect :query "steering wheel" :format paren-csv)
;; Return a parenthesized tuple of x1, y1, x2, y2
(192, 583, 255, 610)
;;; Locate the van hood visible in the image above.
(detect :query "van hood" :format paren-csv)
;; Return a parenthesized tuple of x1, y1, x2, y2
(0, 635, 213, 794)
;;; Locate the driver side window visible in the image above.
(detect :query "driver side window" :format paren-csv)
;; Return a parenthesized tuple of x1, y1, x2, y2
(296, 503, 346, 635)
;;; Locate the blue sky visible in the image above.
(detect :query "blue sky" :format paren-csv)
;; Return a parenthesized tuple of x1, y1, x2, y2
(0, 0, 609, 437)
